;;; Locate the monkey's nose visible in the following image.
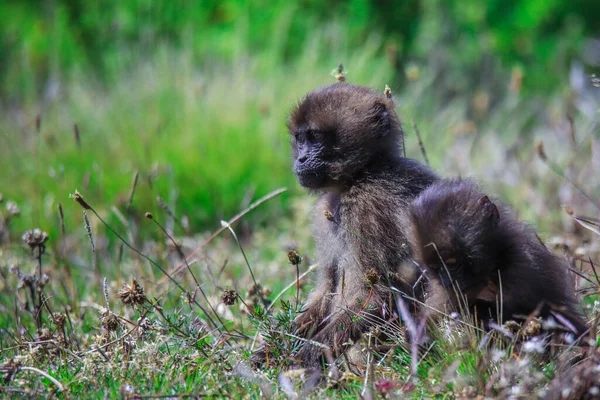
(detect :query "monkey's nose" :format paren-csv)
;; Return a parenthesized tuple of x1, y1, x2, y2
(298, 156, 308, 163)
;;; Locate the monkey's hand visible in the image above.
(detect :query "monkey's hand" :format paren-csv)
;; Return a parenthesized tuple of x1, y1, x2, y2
(293, 341, 327, 369)
(292, 312, 336, 368)
(293, 312, 358, 368)
(294, 308, 321, 339)
(294, 290, 333, 339)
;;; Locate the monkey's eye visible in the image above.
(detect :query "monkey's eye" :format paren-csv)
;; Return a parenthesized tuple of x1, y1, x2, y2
(307, 130, 324, 142)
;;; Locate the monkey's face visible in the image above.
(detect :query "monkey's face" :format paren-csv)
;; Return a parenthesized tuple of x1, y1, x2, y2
(289, 125, 333, 188)
(420, 243, 490, 300)
(288, 83, 401, 190)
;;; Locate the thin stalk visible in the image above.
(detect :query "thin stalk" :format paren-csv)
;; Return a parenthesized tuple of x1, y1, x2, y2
(147, 213, 229, 332)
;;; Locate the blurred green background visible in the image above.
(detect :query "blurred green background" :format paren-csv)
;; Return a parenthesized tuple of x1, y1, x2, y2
(1, 0, 599, 239)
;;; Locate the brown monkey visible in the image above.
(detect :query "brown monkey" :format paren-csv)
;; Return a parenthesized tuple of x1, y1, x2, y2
(410, 179, 587, 336)
(288, 83, 438, 366)
(282, 83, 586, 369)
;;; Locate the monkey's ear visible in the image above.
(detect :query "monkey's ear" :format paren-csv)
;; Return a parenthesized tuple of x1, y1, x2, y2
(477, 195, 500, 227)
(372, 101, 391, 137)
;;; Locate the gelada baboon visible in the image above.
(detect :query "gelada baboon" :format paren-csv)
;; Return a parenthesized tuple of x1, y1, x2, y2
(288, 83, 437, 366)
(410, 179, 587, 336)
(286, 83, 585, 368)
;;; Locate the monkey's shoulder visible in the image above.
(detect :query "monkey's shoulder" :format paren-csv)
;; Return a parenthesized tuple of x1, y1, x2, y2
(344, 174, 436, 208)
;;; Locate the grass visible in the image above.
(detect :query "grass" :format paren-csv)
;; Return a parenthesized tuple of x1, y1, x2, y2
(1, 18, 600, 399)
(0, 22, 395, 239)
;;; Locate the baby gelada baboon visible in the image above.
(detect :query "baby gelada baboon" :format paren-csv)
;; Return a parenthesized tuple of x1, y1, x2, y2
(287, 83, 438, 366)
(410, 179, 587, 335)
(282, 83, 585, 368)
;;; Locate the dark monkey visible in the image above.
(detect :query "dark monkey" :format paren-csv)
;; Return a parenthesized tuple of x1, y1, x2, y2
(288, 83, 437, 366)
(410, 179, 587, 336)
(286, 83, 585, 368)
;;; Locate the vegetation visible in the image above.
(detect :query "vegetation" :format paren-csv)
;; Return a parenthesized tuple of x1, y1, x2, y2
(1, 1, 599, 398)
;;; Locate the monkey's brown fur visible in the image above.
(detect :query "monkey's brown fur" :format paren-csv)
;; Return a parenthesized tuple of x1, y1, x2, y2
(410, 179, 587, 335)
(283, 83, 585, 368)
(288, 83, 438, 366)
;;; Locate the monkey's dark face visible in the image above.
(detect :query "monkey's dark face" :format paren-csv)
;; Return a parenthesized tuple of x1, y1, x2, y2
(288, 83, 402, 190)
(291, 128, 333, 188)
(419, 240, 490, 299)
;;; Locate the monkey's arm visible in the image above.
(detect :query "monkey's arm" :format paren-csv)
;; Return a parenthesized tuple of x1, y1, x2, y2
(294, 259, 337, 339)
(295, 195, 342, 338)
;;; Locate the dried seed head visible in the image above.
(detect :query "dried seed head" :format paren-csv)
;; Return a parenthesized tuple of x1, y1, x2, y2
(35, 328, 53, 342)
(287, 250, 302, 266)
(22, 229, 49, 250)
(145, 212, 153, 220)
(323, 210, 334, 222)
(0, 193, 3, 203)
(102, 277, 110, 310)
(503, 320, 521, 334)
(221, 289, 238, 306)
(70, 190, 91, 210)
(118, 278, 147, 306)
(523, 318, 542, 338)
(100, 308, 121, 331)
(51, 312, 66, 327)
(1, 358, 22, 382)
(331, 63, 346, 82)
(17, 274, 35, 289)
(384, 85, 392, 99)
(83, 210, 95, 252)
(364, 268, 380, 286)
(536, 140, 547, 161)
(6, 201, 20, 216)
(94, 333, 108, 346)
(137, 317, 152, 335)
(182, 291, 193, 304)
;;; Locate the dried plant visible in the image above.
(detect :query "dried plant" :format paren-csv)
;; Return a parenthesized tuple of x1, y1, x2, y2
(118, 278, 147, 307)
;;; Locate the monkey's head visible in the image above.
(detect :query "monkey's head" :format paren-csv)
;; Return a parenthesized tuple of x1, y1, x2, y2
(288, 83, 403, 190)
(410, 180, 501, 301)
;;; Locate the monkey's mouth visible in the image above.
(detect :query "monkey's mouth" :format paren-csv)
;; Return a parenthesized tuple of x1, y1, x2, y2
(295, 168, 326, 188)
